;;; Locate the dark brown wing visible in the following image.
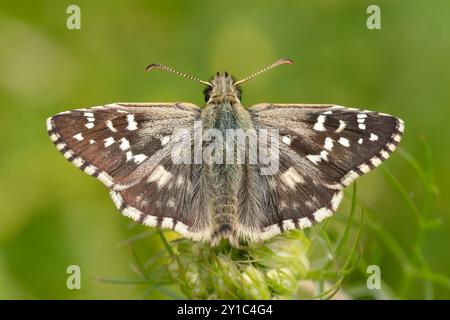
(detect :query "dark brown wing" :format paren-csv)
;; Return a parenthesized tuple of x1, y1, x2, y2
(235, 103, 404, 242)
(47, 102, 212, 240)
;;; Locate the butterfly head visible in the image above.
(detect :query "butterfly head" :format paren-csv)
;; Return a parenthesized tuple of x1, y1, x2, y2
(203, 72, 242, 103)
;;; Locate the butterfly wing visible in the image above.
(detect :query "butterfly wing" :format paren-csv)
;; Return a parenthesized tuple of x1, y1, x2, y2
(236, 103, 404, 242)
(47, 102, 212, 240)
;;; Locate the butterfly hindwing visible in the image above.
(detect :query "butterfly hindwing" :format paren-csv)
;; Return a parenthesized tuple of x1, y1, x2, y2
(110, 160, 214, 242)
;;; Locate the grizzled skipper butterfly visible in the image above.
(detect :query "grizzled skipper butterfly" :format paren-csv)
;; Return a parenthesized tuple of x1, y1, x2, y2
(47, 58, 404, 246)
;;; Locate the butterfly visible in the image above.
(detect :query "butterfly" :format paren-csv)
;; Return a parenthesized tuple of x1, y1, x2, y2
(47, 58, 404, 246)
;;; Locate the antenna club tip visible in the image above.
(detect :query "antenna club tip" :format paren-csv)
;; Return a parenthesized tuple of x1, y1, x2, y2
(145, 63, 159, 71)
(279, 58, 294, 64)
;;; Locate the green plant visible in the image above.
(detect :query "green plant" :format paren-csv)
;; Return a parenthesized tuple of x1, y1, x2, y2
(95, 144, 449, 299)
(343, 143, 449, 299)
(95, 184, 362, 300)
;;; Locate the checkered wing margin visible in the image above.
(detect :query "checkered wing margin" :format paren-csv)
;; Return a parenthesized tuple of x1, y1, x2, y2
(241, 103, 404, 240)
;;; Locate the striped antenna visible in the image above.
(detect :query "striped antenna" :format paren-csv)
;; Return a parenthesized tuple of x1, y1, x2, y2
(146, 63, 212, 87)
(233, 58, 294, 86)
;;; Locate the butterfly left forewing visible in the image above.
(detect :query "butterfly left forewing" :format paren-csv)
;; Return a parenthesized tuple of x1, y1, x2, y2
(47, 102, 217, 240)
(47, 102, 201, 188)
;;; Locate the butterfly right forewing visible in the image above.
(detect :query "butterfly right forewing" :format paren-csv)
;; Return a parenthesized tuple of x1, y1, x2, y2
(250, 103, 403, 188)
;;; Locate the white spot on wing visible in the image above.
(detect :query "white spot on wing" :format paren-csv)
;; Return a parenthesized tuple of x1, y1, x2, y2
(281, 135, 292, 145)
(126, 114, 138, 131)
(331, 191, 343, 211)
(174, 222, 189, 235)
(306, 154, 321, 165)
(338, 137, 350, 147)
(110, 191, 123, 209)
(119, 138, 130, 151)
(84, 165, 97, 176)
(143, 215, 157, 226)
(336, 120, 346, 133)
(63, 150, 74, 159)
(342, 170, 359, 186)
(263, 224, 281, 237)
(358, 123, 366, 130)
(56, 143, 66, 150)
(380, 150, 389, 159)
(398, 120, 405, 133)
(370, 157, 382, 167)
(104, 137, 115, 147)
(369, 133, 378, 141)
(306, 150, 328, 165)
(106, 120, 117, 132)
(282, 219, 296, 230)
(161, 135, 171, 146)
(46, 118, 53, 131)
(147, 165, 172, 188)
(98, 171, 114, 187)
(358, 138, 363, 144)
(324, 137, 333, 151)
(133, 154, 147, 164)
(358, 163, 371, 173)
(387, 143, 396, 151)
(313, 207, 332, 222)
(85, 123, 94, 129)
(313, 115, 327, 131)
(73, 133, 84, 141)
(126, 151, 133, 161)
(123, 206, 143, 221)
(161, 217, 174, 229)
(280, 167, 304, 189)
(72, 157, 84, 168)
(298, 217, 312, 228)
(166, 199, 175, 208)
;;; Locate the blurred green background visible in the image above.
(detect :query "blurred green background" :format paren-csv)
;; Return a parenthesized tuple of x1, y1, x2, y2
(0, 0, 449, 299)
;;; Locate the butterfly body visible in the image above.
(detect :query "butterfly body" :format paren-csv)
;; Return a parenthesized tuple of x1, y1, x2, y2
(47, 59, 404, 246)
(202, 73, 255, 245)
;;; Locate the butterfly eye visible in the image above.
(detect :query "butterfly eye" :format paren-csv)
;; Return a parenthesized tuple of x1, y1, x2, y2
(235, 86, 242, 101)
(203, 86, 212, 102)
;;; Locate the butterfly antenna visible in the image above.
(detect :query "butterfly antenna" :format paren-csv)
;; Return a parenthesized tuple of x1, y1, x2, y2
(146, 63, 212, 87)
(233, 58, 294, 86)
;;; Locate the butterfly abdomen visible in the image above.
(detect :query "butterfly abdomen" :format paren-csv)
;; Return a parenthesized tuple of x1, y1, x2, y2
(212, 186, 238, 241)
